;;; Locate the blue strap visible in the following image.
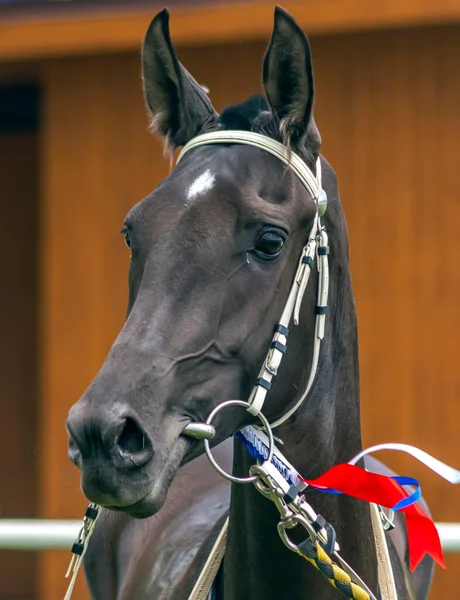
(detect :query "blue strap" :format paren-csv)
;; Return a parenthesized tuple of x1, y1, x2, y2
(391, 476, 422, 511)
(309, 475, 422, 512)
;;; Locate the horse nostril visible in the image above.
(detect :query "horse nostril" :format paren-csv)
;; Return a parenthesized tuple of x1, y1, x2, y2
(117, 418, 144, 453)
(67, 432, 82, 466)
(116, 418, 154, 466)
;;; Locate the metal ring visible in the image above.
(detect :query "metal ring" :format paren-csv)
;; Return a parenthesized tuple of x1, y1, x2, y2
(203, 400, 274, 484)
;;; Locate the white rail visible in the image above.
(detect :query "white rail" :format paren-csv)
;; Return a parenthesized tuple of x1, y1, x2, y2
(0, 520, 82, 550)
(0, 520, 460, 552)
(435, 523, 460, 553)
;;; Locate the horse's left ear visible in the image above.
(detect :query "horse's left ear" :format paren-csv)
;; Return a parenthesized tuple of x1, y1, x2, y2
(263, 6, 314, 149)
(142, 9, 218, 150)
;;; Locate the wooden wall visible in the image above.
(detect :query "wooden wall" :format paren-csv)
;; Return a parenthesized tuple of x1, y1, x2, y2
(39, 54, 164, 599)
(315, 27, 460, 597)
(0, 132, 39, 597)
(36, 23, 460, 600)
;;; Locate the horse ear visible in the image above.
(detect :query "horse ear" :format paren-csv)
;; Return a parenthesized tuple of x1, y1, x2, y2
(142, 9, 218, 150)
(263, 6, 314, 148)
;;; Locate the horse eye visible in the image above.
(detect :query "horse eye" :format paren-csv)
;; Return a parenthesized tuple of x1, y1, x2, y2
(254, 230, 286, 259)
(121, 227, 131, 249)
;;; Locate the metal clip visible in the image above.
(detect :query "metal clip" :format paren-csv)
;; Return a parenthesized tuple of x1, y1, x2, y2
(378, 505, 396, 531)
(278, 513, 316, 553)
(250, 462, 295, 522)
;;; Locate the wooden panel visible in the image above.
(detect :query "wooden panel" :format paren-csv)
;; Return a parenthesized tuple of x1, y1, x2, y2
(3, 0, 460, 62)
(0, 133, 38, 598)
(39, 26, 460, 599)
(312, 26, 460, 599)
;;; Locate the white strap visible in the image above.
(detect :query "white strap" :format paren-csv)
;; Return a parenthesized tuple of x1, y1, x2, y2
(188, 518, 229, 600)
(349, 443, 460, 483)
(370, 503, 398, 600)
(178, 131, 323, 204)
(279, 218, 318, 329)
(293, 231, 317, 325)
(270, 224, 329, 429)
(247, 217, 319, 418)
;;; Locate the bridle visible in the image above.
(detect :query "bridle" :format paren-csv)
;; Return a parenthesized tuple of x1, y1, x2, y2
(178, 130, 330, 434)
(177, 131, 388, 600)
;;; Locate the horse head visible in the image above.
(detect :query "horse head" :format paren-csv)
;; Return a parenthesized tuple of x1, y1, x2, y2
(67, 7, 341, 518)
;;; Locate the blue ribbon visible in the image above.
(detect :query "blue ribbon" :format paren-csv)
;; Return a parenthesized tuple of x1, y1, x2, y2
(391, 476, 422, 510)
(306, 475, 422, 511)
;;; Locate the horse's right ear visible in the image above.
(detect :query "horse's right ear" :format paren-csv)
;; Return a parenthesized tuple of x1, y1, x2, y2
(263, 7, 314, 149)
(142, 9, 218, 150)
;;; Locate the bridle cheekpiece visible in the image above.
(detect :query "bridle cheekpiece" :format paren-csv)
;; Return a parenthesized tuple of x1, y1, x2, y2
(178, 130, 329, 434)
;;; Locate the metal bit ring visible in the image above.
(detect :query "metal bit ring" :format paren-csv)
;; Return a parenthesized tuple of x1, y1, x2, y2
(204, 400, 274, 484)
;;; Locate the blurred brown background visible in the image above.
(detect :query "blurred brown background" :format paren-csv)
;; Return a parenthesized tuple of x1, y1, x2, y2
(1, 1, 459, 598)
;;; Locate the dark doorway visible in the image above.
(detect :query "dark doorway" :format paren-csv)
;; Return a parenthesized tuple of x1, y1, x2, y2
(0, 82, 40, 600)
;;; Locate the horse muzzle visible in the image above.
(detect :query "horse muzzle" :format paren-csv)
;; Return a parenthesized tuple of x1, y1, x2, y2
(67, 401, 191, 514)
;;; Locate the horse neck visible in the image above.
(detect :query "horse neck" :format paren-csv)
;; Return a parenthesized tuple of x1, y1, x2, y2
(220, 223, 380, 599)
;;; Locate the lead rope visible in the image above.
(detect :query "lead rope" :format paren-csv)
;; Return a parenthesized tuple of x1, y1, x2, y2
(189, 511, 397, 600)
(187, 507, 377, 600)
(296, 539, 371, 600)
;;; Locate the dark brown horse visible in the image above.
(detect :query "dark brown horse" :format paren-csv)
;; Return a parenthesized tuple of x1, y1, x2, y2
(66, 7, 435, 599)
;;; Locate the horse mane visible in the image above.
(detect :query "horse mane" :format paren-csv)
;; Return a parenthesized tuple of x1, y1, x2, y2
(219, 94, 319, 169)
(220, 94, 269, 130)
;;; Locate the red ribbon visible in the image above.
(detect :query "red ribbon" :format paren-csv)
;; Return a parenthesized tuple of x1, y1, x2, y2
(302, 463, 445, 571)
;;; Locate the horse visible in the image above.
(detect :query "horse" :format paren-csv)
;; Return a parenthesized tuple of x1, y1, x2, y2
(66, 7, 435, 599)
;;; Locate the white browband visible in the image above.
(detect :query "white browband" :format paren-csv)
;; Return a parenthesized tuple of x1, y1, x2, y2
(178, 131, 329, 429)
(177, 131, 327, 217)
